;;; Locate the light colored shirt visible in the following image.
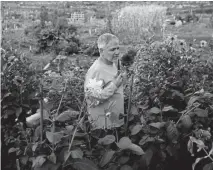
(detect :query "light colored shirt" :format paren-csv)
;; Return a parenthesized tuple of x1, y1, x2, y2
(84, 57, 124, 129)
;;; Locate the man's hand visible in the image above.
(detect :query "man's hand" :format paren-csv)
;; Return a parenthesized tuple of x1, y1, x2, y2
(113, 74, 123, 88)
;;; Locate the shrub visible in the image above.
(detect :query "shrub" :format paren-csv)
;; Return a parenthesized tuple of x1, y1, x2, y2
(112, 5, 167, 44)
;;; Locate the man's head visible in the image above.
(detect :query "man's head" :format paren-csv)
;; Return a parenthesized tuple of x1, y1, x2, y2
(97, 33, 120, 62)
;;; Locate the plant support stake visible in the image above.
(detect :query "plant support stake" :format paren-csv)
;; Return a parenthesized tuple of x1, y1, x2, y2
(40, 82, 44, 142)
(125, 74, 134, 136)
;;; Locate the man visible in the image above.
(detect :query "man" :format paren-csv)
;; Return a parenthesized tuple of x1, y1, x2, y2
(84, 33, 125, 130)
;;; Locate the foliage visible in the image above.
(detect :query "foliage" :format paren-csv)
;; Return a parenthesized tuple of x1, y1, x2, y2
(34, 24, 80, 55)
(1, 49, 41, 170)
(112, 5, 167, 44)
(121, 35, 213, 170)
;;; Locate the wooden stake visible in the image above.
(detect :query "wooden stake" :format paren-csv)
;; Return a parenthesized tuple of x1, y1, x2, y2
(40, 82, 44, 142)
(125, 74, 134, 136)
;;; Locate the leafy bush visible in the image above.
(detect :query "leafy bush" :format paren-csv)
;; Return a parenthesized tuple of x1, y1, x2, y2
(121, 35, 213, 170)
(34, 24, 80, 55)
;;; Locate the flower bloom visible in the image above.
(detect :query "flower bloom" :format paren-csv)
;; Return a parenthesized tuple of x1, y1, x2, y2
(200, 40, 207, 48)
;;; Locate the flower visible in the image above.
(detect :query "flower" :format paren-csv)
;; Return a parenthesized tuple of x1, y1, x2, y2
(200, 40, 207, 48)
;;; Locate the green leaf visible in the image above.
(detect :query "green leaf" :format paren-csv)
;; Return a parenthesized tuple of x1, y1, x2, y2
(162, 106, 178, 112)
(203, 162, 213, 170)
(189, 136, 206, 152)
(8, 147, 18, 153)
(120, 165, 133, 170)
(149, 122, 166, 129)
(188, 96, 200, 106)
(32, 156, 46, 168)
(141, 148, 154, 167)
(116, 137, 132, 149)
(71, 148, 83, 159)
(127, 144, 145, 155)
(63, 150, 71, 163)
(46, 131, 63, 145)
(130, 105, 139, 115)
(32, 142, 39, 152)
(56, 110, 79, 122)
(64, 158, 99, 170)
(99, 150, 115, 167)
(194, 108, 208, 117)
(65, 125, 74, 134)
(203, 92, 213, 98)
(47, 152, 56, 164)
(187, 138, 194, 156)
(139, 135, 155, 146)
(34, 126, 41, 141)
(140, 115, 146, 124)
(34, 161, 60, 170)
(181, 115, 192, 129)
(20, 156, 29, 165)
(98, 135, 115, 145)
(118, 156, 129, 165)
(149, 107, 161, 114)
(130, 124, 143, 135)
(16, 107, 22, 117)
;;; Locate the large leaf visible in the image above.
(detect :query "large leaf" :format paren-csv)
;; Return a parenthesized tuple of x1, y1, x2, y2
(65, 158, 99, 170)
(46, 131, 63, 145)
(8, 147, 19, 153)
(181, 115, 192, 129)
(149, 122, 166, 129)
(71, 148, 83, 159)
(47, 152, 56, 164)
(56, 109, 79, 122)
(99, 150, 115, 167)
(130, 124, 143, 135)
(118, 156, 129, 165)
(139, 135, 155, 146)
(16, 107, 22, 117)
(120, 165, 133, 170)
(194, 108, 208, 117)
(98, 135, 115, 145)
(32, 156, 46, 168)
(149, 107, 161, 114)
(203, 163, 213, 170)
(127, 144, 145, 155)
(117, 137, 132, 149)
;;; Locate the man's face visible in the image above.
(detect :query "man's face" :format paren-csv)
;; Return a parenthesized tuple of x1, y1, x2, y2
(101, 39, 120, 62)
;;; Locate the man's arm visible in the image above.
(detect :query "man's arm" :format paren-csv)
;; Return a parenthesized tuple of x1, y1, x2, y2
(84, 70, 118, 107)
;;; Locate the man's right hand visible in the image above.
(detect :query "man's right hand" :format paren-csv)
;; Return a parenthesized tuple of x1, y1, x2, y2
(113, 74, 123, 87)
